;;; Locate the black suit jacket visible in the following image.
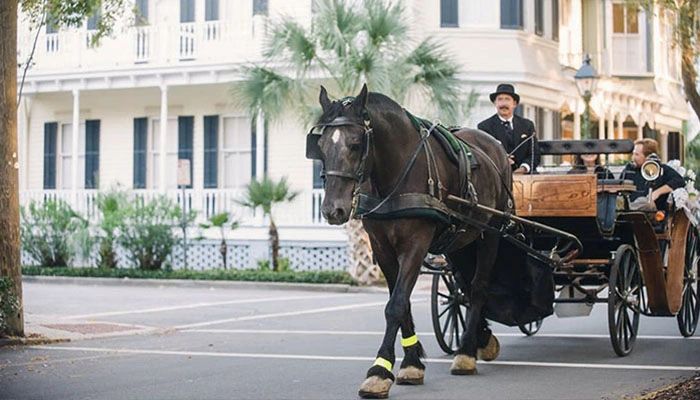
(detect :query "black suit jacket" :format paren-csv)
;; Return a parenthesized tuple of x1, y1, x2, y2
(477, 114, 541, 173)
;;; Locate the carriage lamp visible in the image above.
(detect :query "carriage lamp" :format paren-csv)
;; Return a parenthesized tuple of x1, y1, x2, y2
(641, 159, 662, 181)
(574, 55, 599, 140)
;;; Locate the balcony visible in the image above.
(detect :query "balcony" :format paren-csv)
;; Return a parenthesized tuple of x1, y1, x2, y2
(19, 20, 264, 72)
(20, 188, 327, 227)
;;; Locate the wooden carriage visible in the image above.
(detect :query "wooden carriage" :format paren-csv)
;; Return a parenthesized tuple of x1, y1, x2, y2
(428, 139, 699, 357)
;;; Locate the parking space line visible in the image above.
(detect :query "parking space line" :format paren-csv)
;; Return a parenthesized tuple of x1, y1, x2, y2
(32, 345, 700, 372)
(178, 329, 700, 341)
(60, 294, 350, 320)
(174, 299, 427, 330)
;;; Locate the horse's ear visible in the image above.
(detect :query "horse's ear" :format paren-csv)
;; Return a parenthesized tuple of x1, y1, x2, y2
(319, 85, 332, 112)
(355, 84, 369, 111)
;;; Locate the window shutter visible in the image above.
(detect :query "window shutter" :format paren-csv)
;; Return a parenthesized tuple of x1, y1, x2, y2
(178, 116, 194, 188)
(85, 120, 100, 189)
(133, 118, 148, 189)
(203, 115, 219, 188)
(43, 122, 58, 189)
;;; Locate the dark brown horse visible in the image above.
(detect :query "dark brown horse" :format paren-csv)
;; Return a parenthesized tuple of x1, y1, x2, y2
(310, 84, 512, 398)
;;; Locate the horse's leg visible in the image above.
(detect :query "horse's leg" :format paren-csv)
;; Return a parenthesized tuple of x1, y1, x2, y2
(358, 221, 432, 399)
(451, 231, 500, 375)
(396, 305, 426, 385)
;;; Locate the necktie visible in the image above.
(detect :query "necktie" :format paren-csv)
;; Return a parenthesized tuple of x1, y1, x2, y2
(502, 120, 512, 132)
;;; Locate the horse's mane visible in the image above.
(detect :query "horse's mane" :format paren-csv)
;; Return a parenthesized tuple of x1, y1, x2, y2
(317, 91, 405, 124)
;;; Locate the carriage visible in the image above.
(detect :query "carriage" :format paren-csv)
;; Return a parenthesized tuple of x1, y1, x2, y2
(424, 139, 700, 357)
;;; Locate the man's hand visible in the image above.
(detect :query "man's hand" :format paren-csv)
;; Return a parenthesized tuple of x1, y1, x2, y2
(513, 166, 526, 175)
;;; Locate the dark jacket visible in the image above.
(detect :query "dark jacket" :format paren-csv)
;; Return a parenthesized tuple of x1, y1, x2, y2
(477, 114, 541, 173)
(620, 162, 686, 209)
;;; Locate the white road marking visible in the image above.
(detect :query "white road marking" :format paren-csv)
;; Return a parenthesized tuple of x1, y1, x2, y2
(32, 346, 700, 372)
(59, 294, 349, 320)
(174, 299, 427, 330)
(177, 329, 700, 341)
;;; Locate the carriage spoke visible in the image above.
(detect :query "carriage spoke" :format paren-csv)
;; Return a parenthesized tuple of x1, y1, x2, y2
(438, 300, 454, 318)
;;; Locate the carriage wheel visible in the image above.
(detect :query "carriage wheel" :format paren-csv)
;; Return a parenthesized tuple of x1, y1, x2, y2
(677, 227, 700, 337)
(431, 270, 469, 355)
(607, 245, 642, 357)
(518, 318, 543, 336)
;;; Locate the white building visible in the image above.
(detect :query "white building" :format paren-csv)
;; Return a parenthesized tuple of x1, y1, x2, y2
(16, 0, 691, 268)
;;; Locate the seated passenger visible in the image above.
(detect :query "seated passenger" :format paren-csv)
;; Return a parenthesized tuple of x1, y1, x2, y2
(620, 138, 685, 211)
(567, 153, 614, 180)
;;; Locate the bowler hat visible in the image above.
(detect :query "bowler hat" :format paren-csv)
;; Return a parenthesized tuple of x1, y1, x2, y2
(489, 83, 520, 103)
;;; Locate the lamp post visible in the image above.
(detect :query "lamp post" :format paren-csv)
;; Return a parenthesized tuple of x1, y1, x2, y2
(574, 54, 599, 140)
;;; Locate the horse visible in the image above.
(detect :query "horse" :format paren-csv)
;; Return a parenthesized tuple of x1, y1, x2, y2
(308, 84, 513, 398)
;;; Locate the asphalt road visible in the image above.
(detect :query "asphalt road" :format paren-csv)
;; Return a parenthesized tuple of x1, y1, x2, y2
(0, 279, 698, 400)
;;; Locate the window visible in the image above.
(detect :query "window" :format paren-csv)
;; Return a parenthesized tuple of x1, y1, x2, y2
(178, 116, 194, 189)
(535, 0, 544, 36)
(43, 122, 58, 189)
(133, 118, 148, 189)
(205, 0, 219, 21)
(87, 7, 101, 30)
(613, 3, 639, 34)
(501, 0, 523, 29)
(135, 0, 148, 25)
(180, 0, 195, 22)
(150, 119, 178, 189)
(222, 116, 253, 188)
(253, 0, 268, 16)
(440, 0, 458, 28)
(203, 116, 219, 188)
(85, 120, 100, 189)
(46, 12, 58, 34)
(59, 122, 86, 189)
(313, 160, 324, 189)
(667, 132, 681, 161)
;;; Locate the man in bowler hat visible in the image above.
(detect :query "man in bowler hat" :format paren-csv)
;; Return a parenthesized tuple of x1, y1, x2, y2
(478, 83, 540, 174)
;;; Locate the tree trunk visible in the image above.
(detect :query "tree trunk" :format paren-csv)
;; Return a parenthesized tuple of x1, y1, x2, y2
(345, 220, 384, 285)
(269, 218, 279, 272)
(220, 238, 227, 269)
(0, 1, 24, 336)
(681, 44, 700, 124)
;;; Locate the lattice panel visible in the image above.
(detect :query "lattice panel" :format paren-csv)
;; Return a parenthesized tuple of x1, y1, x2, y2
(279, 245, 348, 271)
(345, 220, 384, 285)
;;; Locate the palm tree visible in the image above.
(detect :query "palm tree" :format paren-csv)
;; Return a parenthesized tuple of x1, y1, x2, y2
(238, 177, 299, 271)
(199, 212, 240, 270)
(231, 0, 477, 283)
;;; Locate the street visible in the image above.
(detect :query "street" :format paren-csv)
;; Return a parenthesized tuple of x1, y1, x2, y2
(0, 278, 698, 400)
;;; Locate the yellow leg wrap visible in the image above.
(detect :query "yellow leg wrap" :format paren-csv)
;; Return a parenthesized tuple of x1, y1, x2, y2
(373, 357, 393, 371)
(400, 335, 418, 347)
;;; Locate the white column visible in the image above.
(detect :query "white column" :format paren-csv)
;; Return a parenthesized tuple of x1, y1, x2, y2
(617, 113, 624, 139)
(598, 111, 606, 140)
(18, 97, 30, 191)
(256, 112, 265, 179)
(573, 109, 581, 140)
(607, 113, 615, 140)
(159, 84, 168, 191)
(637, 115, 644, 140)
(71, 89, 80, 193)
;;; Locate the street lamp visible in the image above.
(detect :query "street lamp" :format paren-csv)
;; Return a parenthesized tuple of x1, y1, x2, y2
(574, 54, 599, 140)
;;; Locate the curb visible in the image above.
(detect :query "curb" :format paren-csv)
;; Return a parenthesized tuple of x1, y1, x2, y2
(22, 275, 389, 294)
(0, 336, 70, 348)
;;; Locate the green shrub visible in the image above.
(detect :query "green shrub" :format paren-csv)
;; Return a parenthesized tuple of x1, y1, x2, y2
(118, 196, 187, 270)
(22, 266, 356, 285)
(20, 200, 88, 267)
(95, 189, 129, 269)
(0, 278, 20, 334)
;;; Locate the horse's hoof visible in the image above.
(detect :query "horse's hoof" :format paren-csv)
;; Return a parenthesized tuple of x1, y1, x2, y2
(477, 334, 500, 361)
(450, 354, 477, 375)
(358, 376, 393, 399)
(396, 366, 424, 385)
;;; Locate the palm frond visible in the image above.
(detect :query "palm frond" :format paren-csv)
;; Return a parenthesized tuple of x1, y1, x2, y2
(238, 176, 299, 216)
(230, 66, 295, 120)
(362, 0, 407, 48)
(264, 18, 317, 73)
(313, 0, 363, 57)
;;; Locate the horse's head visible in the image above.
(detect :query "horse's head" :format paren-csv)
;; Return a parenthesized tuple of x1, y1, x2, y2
(306, 84, 371, 225)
